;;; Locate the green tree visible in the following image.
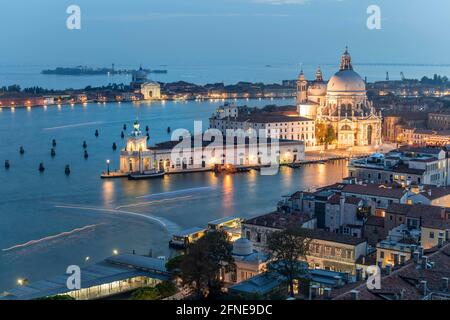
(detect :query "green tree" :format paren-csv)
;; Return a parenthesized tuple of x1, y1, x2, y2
(131, 281, 177, 300)
(165, 254, 184, 275)
(180, 231, 235, 299)
(266, 228, 311, 297)
(324, 125, 337, 146)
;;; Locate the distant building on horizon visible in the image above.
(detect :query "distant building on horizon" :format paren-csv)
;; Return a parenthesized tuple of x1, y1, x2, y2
(130, 66, 161, 100)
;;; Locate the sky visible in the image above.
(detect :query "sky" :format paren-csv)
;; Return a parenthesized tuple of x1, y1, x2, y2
(0, 0, 449, 67)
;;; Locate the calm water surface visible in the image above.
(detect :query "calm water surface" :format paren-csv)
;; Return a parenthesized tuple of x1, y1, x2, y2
(0, 98, 348, 291)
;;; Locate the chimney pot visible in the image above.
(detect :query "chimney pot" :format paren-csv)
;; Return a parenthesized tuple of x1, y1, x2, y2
(442, 277, 449, 292)
(323, 287, 332, 299)
(356, 267, 363, 281)
(421, 256, 429, 269)
(386, 264, 392, 275)
(418, 246, 424, 258)
(413, 251, 420, 263)
(420, 280, 428, 296)
(350, 290, 360, 300)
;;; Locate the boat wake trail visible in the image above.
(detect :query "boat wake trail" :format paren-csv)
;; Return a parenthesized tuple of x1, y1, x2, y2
(136, 186, 216, 199)
(2, 224, 98, 252)
(54, 205, 181, 235)
(114, 196, 192, 210)
(43, 121, 103, 131)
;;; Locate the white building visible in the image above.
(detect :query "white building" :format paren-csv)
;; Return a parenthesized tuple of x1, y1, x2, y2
(130, 66, 161, 100)
(119, 121, 305, 174)
(349, 147, 449, 186)
(210, 105, 316, 147)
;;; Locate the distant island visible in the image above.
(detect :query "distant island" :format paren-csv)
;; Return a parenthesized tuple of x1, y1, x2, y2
(41, 66, 167, 76)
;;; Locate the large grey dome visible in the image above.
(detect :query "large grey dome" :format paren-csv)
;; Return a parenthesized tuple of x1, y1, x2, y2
(233, 237, 253, 256)
(327, 69, 365, 93)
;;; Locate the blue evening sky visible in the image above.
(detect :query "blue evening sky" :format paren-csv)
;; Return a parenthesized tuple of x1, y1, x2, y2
(0, 0, 449, 66)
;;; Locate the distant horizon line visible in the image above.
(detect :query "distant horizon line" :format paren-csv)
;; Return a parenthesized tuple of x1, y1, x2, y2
(1, 62, 450, 68)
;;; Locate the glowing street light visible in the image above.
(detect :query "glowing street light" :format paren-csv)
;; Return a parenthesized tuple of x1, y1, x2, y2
(106, 159, 110, 175)
(17, 278, 28, 286)
(112, 249, 119, 255)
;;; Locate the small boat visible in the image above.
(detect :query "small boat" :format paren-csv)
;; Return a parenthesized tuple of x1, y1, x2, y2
(51, 148, 56, 157)
(83, 141, 87, 149)
(95, 130, 99, 137)
(112, 142, 117, 150)
(169, 227, 206, 249)
(52, 139, 57, 147)
(39, 163, 45, 172)
(84, 150, 89, 159)
(65, 165, 71, 175)
(5, 160, 10, 169)
(19, 146, 25, 155)
(128, 170, 165, 180)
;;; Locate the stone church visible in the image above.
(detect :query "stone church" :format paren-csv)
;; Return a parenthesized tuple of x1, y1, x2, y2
(297, 48, 382, 148)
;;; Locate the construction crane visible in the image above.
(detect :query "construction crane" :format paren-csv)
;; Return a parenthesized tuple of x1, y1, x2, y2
(400, 72, 405, 81)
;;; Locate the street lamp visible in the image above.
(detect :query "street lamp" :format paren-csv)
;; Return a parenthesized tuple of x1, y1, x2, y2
(17, 278, 29, 286)
(112, 249, 119, 255)
(106, 159, 110, 175)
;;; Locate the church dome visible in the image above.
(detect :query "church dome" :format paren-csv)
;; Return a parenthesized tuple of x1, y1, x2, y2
(327, 47, 366, 94)
(327, 69, 365, 93)
(232, 237, 253, 256)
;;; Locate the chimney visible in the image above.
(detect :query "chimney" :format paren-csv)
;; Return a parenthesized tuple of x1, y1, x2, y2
(398, 289, 405, 300)
(421, 256, 429, 269)
(413, 251, 420, 263)
(393, 254, 399, 267)
(355, 267, 363, 281)
(323, 288, 332, 299)
(420, 280, 428, 296)
(417, 246, 424, 259)
(350, 290, 360, 300)
(442, 277, 449, 292)
(334, 275, 343, 287)
(386, 264, 392, 275)
(310, 285, 319, 299)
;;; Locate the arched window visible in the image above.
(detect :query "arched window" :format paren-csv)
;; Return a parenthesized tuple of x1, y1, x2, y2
(341, 125, 352, 131)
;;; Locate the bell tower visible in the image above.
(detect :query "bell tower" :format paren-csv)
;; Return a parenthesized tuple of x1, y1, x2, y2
(339, 46, 353, 71)
(296, 69, 308, 105)
(126, 121, 147, 152)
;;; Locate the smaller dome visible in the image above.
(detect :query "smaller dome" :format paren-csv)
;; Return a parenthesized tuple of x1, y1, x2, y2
(134, 66, 147, 81)
(233, 237, 253, 256)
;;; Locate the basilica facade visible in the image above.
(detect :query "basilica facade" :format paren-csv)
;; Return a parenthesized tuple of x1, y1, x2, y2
(297, 48, 382, 148)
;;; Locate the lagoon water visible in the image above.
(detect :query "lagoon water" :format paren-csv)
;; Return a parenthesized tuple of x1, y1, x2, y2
(1, 63, 450, 90)
(0, 98, 348, 291)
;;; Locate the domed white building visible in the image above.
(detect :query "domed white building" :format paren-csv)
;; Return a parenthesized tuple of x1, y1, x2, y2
(297, 48, 382, 148)
(130, 66, 161, 100)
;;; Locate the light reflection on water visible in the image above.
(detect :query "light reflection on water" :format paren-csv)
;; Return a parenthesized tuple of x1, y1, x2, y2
(0, 99, 347, 291)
